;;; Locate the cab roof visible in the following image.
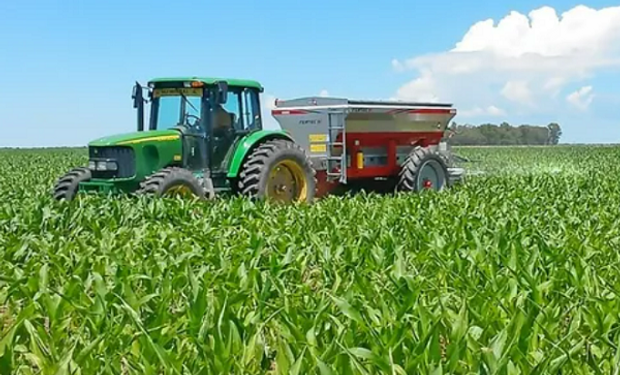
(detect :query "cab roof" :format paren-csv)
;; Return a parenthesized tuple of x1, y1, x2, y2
(148, 76, 263, 91)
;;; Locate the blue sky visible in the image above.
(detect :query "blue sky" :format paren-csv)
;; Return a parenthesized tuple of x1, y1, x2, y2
(1, 0, 619, 147)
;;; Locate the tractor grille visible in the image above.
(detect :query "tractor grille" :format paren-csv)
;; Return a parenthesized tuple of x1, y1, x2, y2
(89, 146, 136, 178)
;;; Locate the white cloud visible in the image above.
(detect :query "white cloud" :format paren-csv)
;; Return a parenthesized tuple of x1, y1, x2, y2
(543, 77, 567, 97)
(394, 69, 439, 102)
(392, 5, 620, 116)
(392, 59, 406, 72)
(487, 105, 506, 116)
(263, 94, 277, 110)
(319, 89, 330, 97)
(566, 86, 595, 110)
(261, 93, 280, 130)
(460, 105, 506, 117)
(501, 80, 531, 104)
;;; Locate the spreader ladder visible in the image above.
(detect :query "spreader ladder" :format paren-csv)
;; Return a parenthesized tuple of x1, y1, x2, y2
(326, 111, 347, 183)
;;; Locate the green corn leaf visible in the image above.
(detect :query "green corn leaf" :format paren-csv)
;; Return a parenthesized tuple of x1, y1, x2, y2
(331, 296, 363, 323)
(2, 145, 620, 372)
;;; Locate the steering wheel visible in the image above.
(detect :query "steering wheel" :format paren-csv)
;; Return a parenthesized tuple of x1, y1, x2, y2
(182, 114, 201, 131)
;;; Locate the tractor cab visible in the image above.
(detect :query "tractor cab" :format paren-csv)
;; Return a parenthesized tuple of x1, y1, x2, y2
(133, 77, 264, 177)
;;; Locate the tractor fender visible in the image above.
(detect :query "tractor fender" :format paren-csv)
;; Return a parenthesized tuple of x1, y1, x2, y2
(226, 130, 295, 178)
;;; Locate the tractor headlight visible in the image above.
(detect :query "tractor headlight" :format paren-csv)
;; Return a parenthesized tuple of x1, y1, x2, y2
(96, 161, 107, 171)
(106, 161, 118, 171)
(90, 160, 118, 171)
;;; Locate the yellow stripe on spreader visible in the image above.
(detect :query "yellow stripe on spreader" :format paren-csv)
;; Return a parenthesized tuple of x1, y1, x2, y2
(118, 135, 179, 145)
(310, 144, 327, 153)
(309, 134, 327, 142)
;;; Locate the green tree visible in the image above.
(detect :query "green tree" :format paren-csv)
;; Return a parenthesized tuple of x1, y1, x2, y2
(547, 123, 562, 145)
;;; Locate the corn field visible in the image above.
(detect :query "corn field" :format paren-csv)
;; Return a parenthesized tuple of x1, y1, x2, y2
(1, 145, 620, 374)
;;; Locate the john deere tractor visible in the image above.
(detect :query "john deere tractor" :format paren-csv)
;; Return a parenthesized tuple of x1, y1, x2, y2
(53, 77, 316, 203)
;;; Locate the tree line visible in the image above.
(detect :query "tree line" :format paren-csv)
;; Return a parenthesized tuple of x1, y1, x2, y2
(445, 122, 562, 146)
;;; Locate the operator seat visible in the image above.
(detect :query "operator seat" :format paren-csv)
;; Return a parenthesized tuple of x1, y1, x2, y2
(212, 105, 237, 169)
(215, 105, 234, 132)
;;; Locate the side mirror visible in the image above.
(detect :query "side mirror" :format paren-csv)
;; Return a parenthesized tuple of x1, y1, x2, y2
(132, 81, 145, 131)
(216, 81, 228, 104)
(132, 82, 143, 109)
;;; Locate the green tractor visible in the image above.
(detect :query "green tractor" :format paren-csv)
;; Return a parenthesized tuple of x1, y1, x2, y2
(53, 77, 316, 203)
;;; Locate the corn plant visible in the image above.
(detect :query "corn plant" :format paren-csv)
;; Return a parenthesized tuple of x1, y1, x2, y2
(1, 145, 620, 374)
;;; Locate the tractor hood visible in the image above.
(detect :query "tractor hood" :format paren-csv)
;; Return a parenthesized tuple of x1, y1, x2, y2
(88, 129, 181, 147)
(87, 128, 184, 183)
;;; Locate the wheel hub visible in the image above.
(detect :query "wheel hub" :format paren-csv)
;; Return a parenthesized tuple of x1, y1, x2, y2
(165, 184, 192, 197)
(417, 160, 445, 191)
(266, 161, 307, 202)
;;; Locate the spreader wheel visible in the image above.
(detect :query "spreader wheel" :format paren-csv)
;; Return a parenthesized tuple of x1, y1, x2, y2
(137, 167, 206, 199)
(53, 167, 92, 201)
(237, 139, 316, 203)
(397, 146, 449, 192)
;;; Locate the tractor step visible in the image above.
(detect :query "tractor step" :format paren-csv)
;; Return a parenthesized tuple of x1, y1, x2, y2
(199, 176, 216, 199)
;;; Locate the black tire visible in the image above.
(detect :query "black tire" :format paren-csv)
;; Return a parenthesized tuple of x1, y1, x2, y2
(237, 139, 316, 203)
(53, 167, 92, 201)
(136, 167, 205, 199)
(397, 146, 449, 192)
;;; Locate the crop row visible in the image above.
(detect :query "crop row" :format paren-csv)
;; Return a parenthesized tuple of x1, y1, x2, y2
(1, 146, 620, 373)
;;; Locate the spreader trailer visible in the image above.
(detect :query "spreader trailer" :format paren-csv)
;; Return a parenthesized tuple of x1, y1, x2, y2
(271, 96, 465, 197)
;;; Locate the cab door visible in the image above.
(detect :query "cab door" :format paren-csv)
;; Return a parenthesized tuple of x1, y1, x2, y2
(182, 129, 208, 171)
(178, 94, 209, 172)
(211, 88, 261, 173)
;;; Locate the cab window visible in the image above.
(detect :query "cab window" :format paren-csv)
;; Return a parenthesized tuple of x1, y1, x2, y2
(241, 89, 260, 130)
(219, 90, 243, 130)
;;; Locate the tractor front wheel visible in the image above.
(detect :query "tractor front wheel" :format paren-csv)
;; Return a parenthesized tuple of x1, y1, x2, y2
(238, 139, 316, 203)
(53, 167, 92, 201)
(137, 167, 206, 199)
(397, 146, 449, 192)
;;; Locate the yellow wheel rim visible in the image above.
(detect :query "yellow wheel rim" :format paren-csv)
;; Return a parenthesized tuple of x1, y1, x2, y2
(265, 159, 308, 202)
(164, 184, 193, 197)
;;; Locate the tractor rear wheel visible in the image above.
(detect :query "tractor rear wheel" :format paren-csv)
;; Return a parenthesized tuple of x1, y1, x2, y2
(238, 139, 316, 203)
(53, 167, 92, 201)
(137, 167, 206, 199)
(397, 146, 449, 192)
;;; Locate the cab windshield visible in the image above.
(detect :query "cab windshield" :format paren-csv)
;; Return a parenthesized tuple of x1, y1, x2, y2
(151, 88, 203, 131)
